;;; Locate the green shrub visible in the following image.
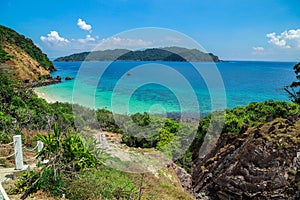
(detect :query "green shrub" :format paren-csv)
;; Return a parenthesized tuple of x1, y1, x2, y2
(96, 109, 122, 133)
(63, 167, 138, 200)
(15, 124, 103, 199)
(0, 47, 12, 63)
(131, 112, 151, 126)
(0, 131, 12, 143)
(121, 115, 196, 160)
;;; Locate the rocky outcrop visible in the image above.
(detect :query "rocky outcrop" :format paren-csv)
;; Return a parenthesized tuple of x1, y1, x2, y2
(65, 76, 74, 80)
(192, 117, 300, 199)
(171, 163, 193, 193)
(31, 76, 61, 87)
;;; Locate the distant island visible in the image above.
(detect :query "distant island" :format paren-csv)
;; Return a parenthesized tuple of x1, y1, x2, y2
(54, 46, 221, 62)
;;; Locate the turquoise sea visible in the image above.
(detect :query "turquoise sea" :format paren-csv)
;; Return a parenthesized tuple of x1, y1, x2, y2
(35, 61, 297, 117)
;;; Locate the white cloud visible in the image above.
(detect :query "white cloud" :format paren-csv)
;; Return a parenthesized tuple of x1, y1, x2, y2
(77, 18, 92, 32)
(253, 46, 264, 51)
(40, 35, 153, 55)
(282, 29, 300, 40)
(266, 29, 300, 49)
(266, 32, 290, 48)
(77, 35, 96, 43)
(40, 31, 69, 45)
(96, 37, 153, 50)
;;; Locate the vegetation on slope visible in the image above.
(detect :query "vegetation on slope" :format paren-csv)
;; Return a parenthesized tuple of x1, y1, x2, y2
(0, 72, 193, 199)
(0, 25, 54, 71)
(11, 124, 138, 200)
(0, 43, 12, 63)
(285, 62, 300, 104)
(54, 46, 221, 62)
(2, 43, 51, 81)
(192, 117, 300, 199)
(179, 100, 300, 172)
(54, 49, 130, 62)
(1, 31, 299, 198)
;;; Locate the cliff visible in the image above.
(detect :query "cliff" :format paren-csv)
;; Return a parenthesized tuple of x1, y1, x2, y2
(193, 116, 300, 199)
(188, 101, 300, 199)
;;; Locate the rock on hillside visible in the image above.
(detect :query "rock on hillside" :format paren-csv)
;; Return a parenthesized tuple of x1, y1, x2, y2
(192, 116, 300, 199)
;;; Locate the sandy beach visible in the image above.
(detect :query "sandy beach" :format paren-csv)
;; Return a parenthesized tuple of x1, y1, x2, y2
(33, 89, 56, 103)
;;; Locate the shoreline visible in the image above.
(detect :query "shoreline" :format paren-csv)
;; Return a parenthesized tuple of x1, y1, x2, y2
(33, 88, 203, 120)
(33, 89, 57, 104)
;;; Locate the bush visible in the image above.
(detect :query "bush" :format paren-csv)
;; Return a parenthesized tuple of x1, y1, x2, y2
(131, 112, 151, 126)
(15, 124, 103, 199)
(63, 167, 138, 200)
(0, 131, 12, 143)
(96, 109, 122, 133)
(0, 47, 12, 63)
(121, 115, 196, 160)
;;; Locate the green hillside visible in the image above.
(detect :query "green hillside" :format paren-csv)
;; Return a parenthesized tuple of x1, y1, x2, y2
(54, 46, 221, 62)
(0, 25, 54, 71)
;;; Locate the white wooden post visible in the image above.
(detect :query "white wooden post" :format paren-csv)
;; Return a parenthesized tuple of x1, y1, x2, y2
(100, 134, 108, 149)
(37, 141, 43, 152)
(13, 135, 23, 170)
(0, 181, 10, 200)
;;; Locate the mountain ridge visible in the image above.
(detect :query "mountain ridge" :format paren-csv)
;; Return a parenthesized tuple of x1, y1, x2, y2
(54, 46, 221, 62)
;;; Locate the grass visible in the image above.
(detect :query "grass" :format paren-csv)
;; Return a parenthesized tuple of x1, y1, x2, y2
(128, 168, 194, 200)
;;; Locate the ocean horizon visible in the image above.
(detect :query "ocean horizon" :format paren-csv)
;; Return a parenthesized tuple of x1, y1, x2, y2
(35, 60, 297, 116)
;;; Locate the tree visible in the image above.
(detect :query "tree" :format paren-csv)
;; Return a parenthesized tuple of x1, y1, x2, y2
(284, 62, 300, 104)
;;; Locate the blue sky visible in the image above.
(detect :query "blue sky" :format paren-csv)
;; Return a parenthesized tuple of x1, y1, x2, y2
(1, 0, 300, 61)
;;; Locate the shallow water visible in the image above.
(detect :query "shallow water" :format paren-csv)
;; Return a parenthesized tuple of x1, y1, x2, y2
(35, 60, 297, 116)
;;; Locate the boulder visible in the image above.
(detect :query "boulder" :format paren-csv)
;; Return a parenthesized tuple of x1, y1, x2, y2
(65, 76, 74, 80)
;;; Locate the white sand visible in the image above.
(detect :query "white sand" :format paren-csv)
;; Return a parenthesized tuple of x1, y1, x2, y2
(33, 89, 56, 103)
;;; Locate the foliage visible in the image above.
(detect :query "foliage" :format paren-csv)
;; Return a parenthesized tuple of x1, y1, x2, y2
(96, 109, 122, 133)
(54, 46, 221, 62)
(156, 118, 179, 149)
(131, 112, 151, 126)
(121, 115, 166, 148)
(0, 25, 54, 70)
(284, 62, 300, 104)
(37, 124, 101, 169)
(15, 124, 103, 199)
(63, 167, 138, 200)
(180, 100, 300, 172)
(0, 72, 122, 135)
(0, 44, 12, 63)
(0, 72, 154, 138)
(54, 49, 130, 62)
(122, 115, 196, 160)
(13, 124, 138, 199)
(0, 72, 56, 132)
(0, 131, 11, 143)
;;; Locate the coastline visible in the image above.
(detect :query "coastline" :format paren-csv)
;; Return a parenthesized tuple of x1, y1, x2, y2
(33, 88, 56, 104)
